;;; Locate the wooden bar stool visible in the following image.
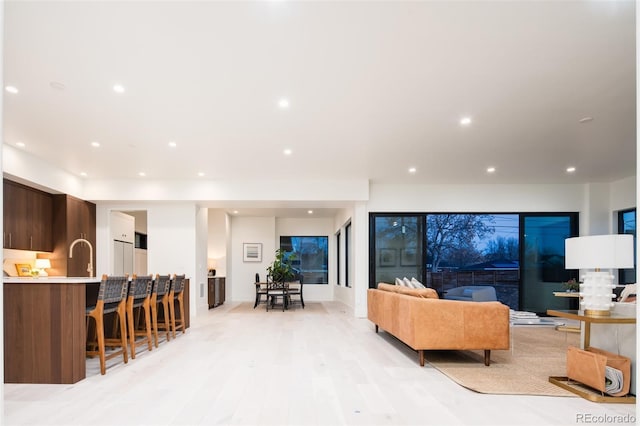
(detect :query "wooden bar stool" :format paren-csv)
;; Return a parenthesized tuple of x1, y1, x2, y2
(126, 274, 153, 358)
(168, 274, 186, 338)
(150, 274, 172, 347)
(86, 274, 129, 375)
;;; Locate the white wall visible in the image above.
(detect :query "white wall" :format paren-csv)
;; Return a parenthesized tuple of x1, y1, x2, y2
(368, 183, 587, 212)
(276, 217, 335, 301)
(207, 209, 227, 276)
(229, 216, 276, 302)
(195, 206, 209, 312)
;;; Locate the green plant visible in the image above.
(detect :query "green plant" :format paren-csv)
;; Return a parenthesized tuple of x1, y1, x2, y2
(563, 278, 580, 292)
(266, 249, 297, 284)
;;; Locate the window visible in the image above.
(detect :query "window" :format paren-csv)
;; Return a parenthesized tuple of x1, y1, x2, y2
(618, 208, 636, 284)
(279, 236, 328, 284)
(370, 212, 578, 312)
(345, 222, 351, 287)
(336, 231, 341, 285)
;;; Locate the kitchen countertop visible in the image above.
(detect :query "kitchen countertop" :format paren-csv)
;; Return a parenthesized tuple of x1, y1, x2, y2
(3, 277, 101, 283)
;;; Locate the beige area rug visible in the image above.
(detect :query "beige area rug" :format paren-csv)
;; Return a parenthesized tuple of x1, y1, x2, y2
(229, 301, 327, 314)
(424, 326, 580, 396)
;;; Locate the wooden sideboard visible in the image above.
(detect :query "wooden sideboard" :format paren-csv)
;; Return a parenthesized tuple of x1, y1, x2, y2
(208, 277, 225, 309)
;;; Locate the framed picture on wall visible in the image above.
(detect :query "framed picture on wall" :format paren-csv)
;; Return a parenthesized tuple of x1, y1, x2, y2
(379, 248, 396, 267)
(243, 243, 262, 262)
(400, 248, 417, 266)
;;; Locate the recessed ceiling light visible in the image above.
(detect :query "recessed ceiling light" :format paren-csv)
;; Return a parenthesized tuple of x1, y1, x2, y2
(197, 172, 205, 177)
(91, 141, 100, 148)
(460, 117, 472, 126)
(113, 84, 125, 93)
(168, 141, 177, 148)
(16, 141, 25, 148)
(579, 117, 593, 123)
(487, 167, 496, 173)
(408, 167, 417, 174)
(566, 166, 576, 173)
(80, 172, 87, 177)
(308, 210, 313, 214)
(138, 172, 146, 177)
(5, 86, 18, 94)
(283, 148, 293, 156)
(233, 210, 239, 214)
(278, 98, 290, 109)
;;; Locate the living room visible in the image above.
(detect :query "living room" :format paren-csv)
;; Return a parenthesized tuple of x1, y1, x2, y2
(2, 1, 637, 424)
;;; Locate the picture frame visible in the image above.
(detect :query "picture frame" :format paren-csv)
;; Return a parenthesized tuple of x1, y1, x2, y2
(16, 263, 32, 277)
(378, 248, 396, 267)
(243, 243, 262, 262)
(400, 248, 417, 266)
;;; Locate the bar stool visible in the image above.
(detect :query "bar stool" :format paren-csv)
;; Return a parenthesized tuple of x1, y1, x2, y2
(150, 274, 172, 347)
(86, 274, 129, 375)
(168, 274, 186, 338)
(126, 274, 153, 358)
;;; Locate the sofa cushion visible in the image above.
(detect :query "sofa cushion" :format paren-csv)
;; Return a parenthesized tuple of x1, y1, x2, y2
(411, 277, 426, 289)
(377, 282, 438, 298)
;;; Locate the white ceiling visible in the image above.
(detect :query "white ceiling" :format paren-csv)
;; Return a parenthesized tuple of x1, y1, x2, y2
(2, 1, 636, 193)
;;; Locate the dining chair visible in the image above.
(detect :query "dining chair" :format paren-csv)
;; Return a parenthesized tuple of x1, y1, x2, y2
(287, 276, 305, 309)
(150, 274, 172, 347)
(266, 279, 288, 312)
(254, 272, 268, 308)
(86, 274, 129, 375)
(168, 274, 187, 338)
(126, 274, 153, 358)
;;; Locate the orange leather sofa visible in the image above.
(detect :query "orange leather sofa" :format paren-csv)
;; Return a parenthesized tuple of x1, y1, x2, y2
(367, 283, 510, 366)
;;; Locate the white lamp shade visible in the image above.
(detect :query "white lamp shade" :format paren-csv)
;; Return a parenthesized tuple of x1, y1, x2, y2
(35, 258, 51, 269)
(565, 234, 634, 270)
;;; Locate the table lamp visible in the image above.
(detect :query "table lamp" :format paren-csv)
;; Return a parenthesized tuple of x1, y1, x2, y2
(35, 258, 51, 276)
(565, 234, 634, 316)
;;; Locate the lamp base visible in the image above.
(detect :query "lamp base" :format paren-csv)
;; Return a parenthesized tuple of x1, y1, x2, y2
(579, 271, 615, 316)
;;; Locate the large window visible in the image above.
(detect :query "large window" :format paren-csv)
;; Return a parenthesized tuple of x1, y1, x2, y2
(345, 222, 352, 287)
(618, 209, 636, 284)
(280, 236, 328, 284)
(336, 231, 341, 285)
(370, 212, 578, 312)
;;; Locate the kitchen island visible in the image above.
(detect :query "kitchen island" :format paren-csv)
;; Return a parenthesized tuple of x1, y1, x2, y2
(3, 277, 101, 384)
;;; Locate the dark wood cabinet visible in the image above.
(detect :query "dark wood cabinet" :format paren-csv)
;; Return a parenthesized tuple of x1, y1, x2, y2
(3, 179, 52, 251)
(208, 277, 226, 309)
(50, 195, 96, 277)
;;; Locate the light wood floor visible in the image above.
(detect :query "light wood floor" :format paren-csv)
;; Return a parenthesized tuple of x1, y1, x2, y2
(3, 301, 636, 425)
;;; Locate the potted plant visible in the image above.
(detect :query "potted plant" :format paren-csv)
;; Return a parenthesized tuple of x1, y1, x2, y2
(563, 278, 580, 292)
(266, 249, 297, 284)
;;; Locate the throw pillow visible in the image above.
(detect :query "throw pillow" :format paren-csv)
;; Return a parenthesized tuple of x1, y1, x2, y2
(395, 277, 406, 287)
(403, 277, 414, 288)
(411, 277, 426, 289)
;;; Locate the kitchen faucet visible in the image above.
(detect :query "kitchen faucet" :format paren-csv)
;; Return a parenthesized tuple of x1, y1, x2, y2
(69, 238, 94, 277)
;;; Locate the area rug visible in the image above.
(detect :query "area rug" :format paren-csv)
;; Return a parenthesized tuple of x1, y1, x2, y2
(229, 301, 327, 314)
(424, 326, 580, 396)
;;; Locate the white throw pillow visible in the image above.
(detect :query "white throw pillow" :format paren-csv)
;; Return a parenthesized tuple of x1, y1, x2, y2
(395, 277, 405, 287)
(403, 277, 414, 288)
(411, 277, 426, 289)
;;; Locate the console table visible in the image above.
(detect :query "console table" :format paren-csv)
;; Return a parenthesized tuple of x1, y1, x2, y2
(546, 309, 636, 403)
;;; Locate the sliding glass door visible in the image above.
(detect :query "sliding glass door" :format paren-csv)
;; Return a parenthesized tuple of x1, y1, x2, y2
(520, 214, 578, 313)
(370, 215, 424, 287)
